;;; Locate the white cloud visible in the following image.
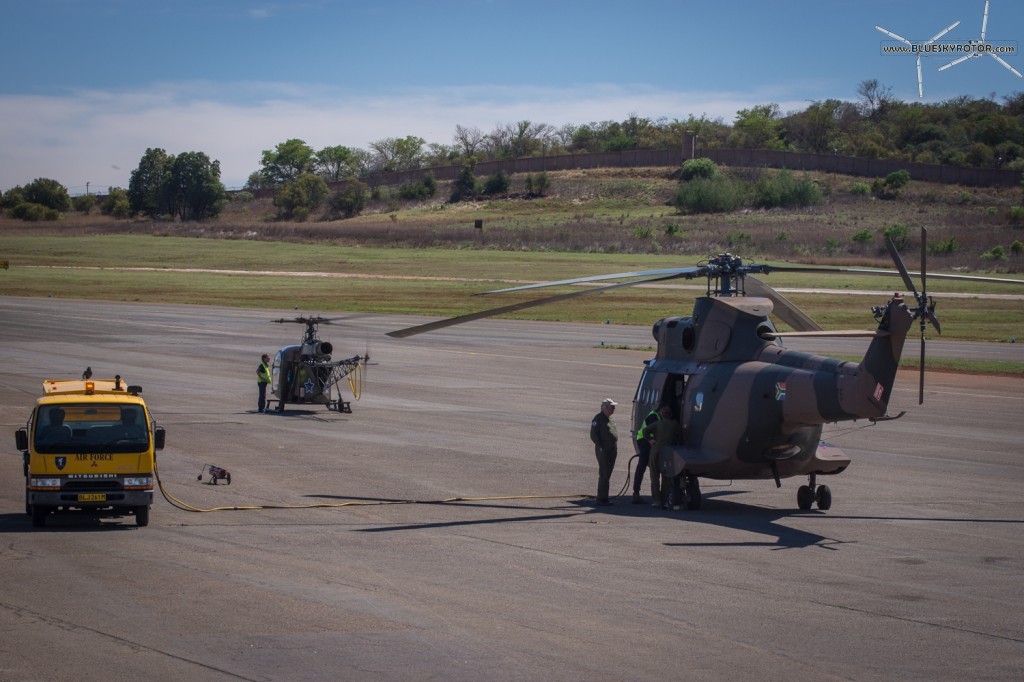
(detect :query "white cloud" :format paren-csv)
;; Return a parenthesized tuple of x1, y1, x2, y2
(0, 82, 811, 192)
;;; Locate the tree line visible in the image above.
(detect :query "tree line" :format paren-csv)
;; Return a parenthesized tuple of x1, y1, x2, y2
(4, 80, 1024, 221)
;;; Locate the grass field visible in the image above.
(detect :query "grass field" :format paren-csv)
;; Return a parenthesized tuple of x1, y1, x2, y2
(2, 167, 1024, 374)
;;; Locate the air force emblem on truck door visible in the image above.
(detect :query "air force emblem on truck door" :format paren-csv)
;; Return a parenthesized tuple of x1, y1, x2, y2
(55, 456, 66, 470)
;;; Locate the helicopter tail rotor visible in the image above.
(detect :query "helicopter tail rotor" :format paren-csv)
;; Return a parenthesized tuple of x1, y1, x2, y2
(884, 228, 940, 404)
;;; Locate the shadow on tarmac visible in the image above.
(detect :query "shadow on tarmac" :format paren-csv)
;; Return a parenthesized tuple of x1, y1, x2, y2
(0, 512, 139, 533)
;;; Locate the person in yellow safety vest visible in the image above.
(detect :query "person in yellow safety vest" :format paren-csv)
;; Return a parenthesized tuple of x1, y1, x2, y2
(257, 353, 272, 413)
(632, 406, 661, 504)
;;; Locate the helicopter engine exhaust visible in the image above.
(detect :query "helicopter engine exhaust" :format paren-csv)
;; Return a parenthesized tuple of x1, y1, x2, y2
(301, 341, 333, 357)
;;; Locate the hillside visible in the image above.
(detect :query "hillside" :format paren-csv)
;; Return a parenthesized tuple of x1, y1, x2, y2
(3, 166, 1023, 273)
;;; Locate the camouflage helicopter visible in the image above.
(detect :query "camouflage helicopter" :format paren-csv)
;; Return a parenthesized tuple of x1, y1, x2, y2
(389, 229, 1024, 510)
(267, 315, 367, 413)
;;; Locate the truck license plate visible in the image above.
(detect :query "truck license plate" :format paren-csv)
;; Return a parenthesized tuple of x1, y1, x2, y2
(78, 493, 106, 502)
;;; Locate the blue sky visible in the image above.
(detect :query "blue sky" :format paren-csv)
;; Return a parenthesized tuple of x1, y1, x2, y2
(2, 0, 1023, 193)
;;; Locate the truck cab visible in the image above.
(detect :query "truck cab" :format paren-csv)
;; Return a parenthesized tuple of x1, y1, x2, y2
(15, 377, 165, 528)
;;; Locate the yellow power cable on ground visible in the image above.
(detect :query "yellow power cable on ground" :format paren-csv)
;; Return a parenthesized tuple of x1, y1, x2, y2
(156, 460, 587, 514)
(347, 362, 363, 400)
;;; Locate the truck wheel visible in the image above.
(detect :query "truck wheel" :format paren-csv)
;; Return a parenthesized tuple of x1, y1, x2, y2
(135, 505, 150, 527)
(31, 505, 48, 527)
(25, 489, 31, 516)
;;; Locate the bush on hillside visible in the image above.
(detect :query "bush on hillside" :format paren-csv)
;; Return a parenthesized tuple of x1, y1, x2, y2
(681, 158, 717, 181)
(671, 175, 742, 214)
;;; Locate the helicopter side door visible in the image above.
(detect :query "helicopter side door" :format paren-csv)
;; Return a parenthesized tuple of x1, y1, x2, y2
(271, 350, 286, 398)
(632, 366, 688, 449)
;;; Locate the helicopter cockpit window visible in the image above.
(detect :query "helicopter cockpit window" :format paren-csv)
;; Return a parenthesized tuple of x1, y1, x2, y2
(34, 403, 149, 454)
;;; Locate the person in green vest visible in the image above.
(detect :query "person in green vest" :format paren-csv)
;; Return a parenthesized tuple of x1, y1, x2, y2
(632, 406, 661, 504)
(256, 353, 272, 413)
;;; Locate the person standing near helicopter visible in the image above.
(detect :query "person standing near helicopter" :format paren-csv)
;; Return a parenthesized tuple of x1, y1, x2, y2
(631, 405, 662, 504)
(590, 398, 619, 506)
(647, 405, 682, 510)
(257, 353, 272, 413)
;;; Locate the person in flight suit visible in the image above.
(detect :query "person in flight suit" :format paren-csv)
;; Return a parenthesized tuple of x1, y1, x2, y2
(257, 354, 272, 413)
(647, 405, 683, 510)
(590, 398, 619, 506)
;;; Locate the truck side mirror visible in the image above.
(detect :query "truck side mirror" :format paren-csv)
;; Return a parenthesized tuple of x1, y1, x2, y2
(15, 429, 28, 451)
(153, 426, 165, 450)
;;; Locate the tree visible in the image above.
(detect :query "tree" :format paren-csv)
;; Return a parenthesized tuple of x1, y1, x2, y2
(244, 171, 267, 192)
(165, 152, 226, 220)
(102, 187, 131, 218)
(785, 100, 841, 153)
(315, 145, 356, 181)
(349, 148, 375, 178)
(524, 172, 550, 197)
(453, 124, 487, 157)
(273, 173, 329, 220)
(22, 178, 71, 211)
(482, 170, 510, 195)
(449, 160, 478, 203)
(369, 136, 425, 172)
(856, 79, 895, 118)
(423, 143, 455, 167)
(729, 104, 784, 149)
(681, 158, 717, 181)
(487, 121, 554, 158)
(327, 181, 369, 218)
(73, 194, 96, 214)
(1, 186, 26, 209)
(128, 147, 173, 216)
(259, 139, 316, 186)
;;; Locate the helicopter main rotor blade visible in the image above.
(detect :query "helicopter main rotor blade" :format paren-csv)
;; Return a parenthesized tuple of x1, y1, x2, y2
(765, 330, 887, 338)
(929, 20, 960, 43)
(939, 54, 972, 71)
(745, 276, 823, 332)
(874, 25, 912, 45)
(990, 53, 1024, 79)
(885, 236, 919, 296)
(387, 271, 694, 338)
(478, 266, 706, 296)
(757, 264, 1024, 285)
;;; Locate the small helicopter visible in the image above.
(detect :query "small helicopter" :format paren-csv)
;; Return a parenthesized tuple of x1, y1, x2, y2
(389, 229, 1024, 510)
(267, 315, 367, 413)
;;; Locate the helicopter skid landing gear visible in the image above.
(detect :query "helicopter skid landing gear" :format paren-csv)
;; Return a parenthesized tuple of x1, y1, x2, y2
(327, 400, 351, 413)
(797, 474, 832, 511)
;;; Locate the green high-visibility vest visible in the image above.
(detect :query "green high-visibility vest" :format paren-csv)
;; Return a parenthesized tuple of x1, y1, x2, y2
(258, 361, 272, 384)
(636, 409, 660, 440)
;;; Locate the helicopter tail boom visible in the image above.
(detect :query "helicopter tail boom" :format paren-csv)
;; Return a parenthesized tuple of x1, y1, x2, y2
(845, 294, 915, 418)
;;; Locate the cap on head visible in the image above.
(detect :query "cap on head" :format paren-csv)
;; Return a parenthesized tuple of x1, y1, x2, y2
(601, 398, 617, 408)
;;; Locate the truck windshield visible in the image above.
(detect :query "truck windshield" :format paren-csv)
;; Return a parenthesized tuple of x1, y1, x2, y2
(34, 403, 149, 454)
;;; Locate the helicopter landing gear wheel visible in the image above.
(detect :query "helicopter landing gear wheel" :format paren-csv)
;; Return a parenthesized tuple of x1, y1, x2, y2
(683, 475, 702, 510)
(815, 484, 832, 511)
(797, 485, 815, 510)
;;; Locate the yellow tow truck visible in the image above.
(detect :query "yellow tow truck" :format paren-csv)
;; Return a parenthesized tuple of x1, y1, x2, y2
(15, 377, 165, 528)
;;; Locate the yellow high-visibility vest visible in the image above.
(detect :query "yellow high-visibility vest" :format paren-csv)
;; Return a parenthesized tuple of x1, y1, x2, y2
(636, 409, 660, 440)
(258, 361, 271, 384)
